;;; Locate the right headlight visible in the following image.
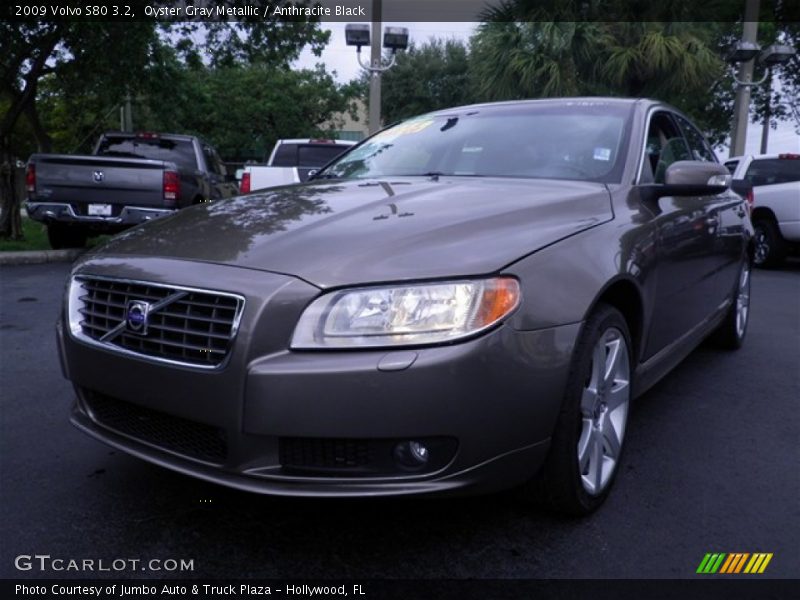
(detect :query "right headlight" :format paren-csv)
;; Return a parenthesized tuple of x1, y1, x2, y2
(291, 277, 521, 349)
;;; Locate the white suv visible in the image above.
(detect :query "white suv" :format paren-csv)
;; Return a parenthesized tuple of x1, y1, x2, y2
(725, 154, 800, 267)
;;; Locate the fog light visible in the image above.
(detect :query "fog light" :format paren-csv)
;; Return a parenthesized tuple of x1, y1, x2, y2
(394, 440, 429, 470)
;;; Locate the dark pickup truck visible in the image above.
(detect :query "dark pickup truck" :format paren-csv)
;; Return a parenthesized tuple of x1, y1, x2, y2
(25, 132, 238, 248)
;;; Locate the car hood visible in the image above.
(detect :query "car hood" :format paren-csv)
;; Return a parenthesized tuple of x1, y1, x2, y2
(90, 177, 613, 288)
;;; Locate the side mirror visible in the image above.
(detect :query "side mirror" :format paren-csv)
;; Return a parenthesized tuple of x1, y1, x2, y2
(641, 161, 731, 201)
(664, 161, 731, 190)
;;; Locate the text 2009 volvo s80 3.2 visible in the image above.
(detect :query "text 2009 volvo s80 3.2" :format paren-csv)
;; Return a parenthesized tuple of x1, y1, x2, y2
(58, 98, 753, 515)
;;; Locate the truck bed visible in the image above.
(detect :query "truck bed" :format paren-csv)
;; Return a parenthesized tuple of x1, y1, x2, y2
(29, 153, 172, 213)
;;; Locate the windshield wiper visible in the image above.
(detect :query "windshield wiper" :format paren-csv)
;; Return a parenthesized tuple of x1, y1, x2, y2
(310, 171, 338, 180)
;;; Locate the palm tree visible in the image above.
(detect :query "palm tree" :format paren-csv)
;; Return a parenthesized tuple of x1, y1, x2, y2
(470, 21, 605, 99)
(469, 2, 728, 107)
(597, 22, 724, 99)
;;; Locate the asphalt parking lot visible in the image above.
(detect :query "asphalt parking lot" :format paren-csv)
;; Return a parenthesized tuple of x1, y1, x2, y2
(1, 260, 798, 580)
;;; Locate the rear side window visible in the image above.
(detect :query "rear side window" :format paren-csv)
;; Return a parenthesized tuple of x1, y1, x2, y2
(297, 145, 350, 167)
(674, 115, 717, 163)
(745, 159, 800, 186)
(271, 144, 298, 166)
(272, 144, 350, 167)
(642, 112, 691, 183)
(97, 137, 197, 170)
(202, 144, 227, 176)
(724, 160, 739, 174)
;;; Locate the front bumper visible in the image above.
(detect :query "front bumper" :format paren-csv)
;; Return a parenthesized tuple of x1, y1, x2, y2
(58, 259, 581, 497)
(27, 201, 174, 229)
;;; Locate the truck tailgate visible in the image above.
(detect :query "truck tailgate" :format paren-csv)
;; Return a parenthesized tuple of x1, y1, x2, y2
(32, 154, 168, 210)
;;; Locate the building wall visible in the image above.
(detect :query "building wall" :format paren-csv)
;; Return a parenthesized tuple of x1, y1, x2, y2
(324, 98, 369, 141)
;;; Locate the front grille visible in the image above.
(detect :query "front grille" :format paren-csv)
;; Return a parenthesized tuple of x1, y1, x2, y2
(83, 389, 227, 464)
(74, 276, 244, 368)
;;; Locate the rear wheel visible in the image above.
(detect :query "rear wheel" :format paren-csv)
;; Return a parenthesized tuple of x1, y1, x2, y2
(47, 224, 87, 249)
(711, 260, 751, 350)
(528, 304, 632, 516)
(753, 218, 786, 268)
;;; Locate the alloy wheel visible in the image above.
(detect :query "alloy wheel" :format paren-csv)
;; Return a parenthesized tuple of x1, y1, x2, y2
(753, 227, 769, 266)
(735, 262, 751, 339)
(578, 327, 631, 496)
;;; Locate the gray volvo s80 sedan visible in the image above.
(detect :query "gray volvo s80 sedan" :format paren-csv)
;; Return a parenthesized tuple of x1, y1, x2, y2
(58, 98, 753, 515)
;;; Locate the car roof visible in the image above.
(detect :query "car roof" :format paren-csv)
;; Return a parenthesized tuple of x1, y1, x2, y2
(425, 97, 652, 117)
(102, 132, 197, 141)
(276, 139, 357, 145)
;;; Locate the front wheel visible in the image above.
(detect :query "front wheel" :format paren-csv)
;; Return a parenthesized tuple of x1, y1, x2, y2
(528, 304, 632, 516)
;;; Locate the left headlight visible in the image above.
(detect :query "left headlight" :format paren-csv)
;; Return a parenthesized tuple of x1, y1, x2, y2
(291, 277, 521, 349)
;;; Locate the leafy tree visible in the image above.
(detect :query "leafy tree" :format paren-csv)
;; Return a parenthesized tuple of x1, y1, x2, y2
(380, 39, 476, 123)
(467, 1, 773, 145)
(136, 61, 358, 161)
(0, 3, 330, 239)
(470, 20, 727, 127)
(0, 21, 159, 238)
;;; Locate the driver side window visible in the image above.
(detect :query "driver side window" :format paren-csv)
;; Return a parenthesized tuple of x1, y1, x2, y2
(642, 112, 691, 184)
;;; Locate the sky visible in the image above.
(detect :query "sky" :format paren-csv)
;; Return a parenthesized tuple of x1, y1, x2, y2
(294, 22, 800, 156)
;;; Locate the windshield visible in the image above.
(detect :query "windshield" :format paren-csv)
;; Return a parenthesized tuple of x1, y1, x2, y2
(272, 144, 352, 167)
(318, 103, 632, 183)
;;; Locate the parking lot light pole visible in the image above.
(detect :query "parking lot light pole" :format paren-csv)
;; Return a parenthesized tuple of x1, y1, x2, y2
(756, 45, 797, 153)
(369, 0, 382, 135)
(345, 1, 409, 135)
(760, 69, 772, 154)
(729, 0, 760, 158)
(728, 39, 797, 157)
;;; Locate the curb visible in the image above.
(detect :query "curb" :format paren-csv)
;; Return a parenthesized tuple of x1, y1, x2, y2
(0, 249, 85, 266)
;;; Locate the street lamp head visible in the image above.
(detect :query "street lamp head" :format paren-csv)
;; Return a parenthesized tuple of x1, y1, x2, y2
(759, 44, 796, 66)
(383, 27, 409, 52)
(345, 24, 370, 49)
(728, 41, 761, 63)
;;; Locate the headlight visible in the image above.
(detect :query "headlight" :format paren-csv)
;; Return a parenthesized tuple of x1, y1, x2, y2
(291, 277, 520, 349)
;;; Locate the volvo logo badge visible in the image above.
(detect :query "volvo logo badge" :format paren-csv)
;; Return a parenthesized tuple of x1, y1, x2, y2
(126, 300, 150, 335)
(92, 170, 104, 183)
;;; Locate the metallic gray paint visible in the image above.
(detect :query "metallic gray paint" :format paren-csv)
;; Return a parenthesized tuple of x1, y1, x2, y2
(59, 98, 753, 497)
(88, 178, 613, 288)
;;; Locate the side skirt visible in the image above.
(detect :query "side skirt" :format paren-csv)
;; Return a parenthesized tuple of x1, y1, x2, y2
(632, 298, 731, 398)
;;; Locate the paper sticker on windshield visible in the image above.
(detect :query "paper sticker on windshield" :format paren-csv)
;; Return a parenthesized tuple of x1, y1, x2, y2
(372, 118, 434, 143)
(593, 147, 612, 161)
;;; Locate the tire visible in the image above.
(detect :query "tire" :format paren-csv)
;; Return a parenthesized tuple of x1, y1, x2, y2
(47, 224, 87, 250)
(526, 304, 633, 516)
(710, 260, 751, 350)
(753, 218, 786, 268)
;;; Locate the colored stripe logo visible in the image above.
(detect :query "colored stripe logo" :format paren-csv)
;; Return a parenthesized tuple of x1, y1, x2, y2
(697, 553, 773, 574)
